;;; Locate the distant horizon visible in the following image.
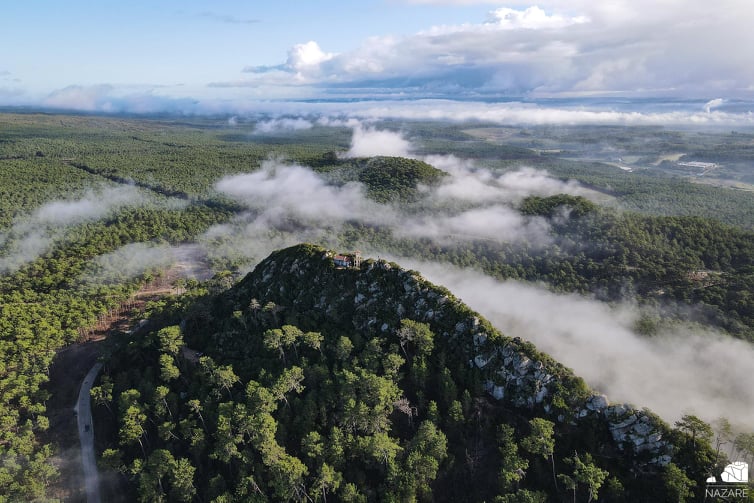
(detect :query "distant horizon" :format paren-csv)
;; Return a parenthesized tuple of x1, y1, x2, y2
(2, 1, 753, 117)
(3, 95, 754, 129)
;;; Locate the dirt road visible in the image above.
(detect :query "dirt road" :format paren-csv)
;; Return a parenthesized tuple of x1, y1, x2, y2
(44, 269, 205, 500)
(75, 363, 103, 503)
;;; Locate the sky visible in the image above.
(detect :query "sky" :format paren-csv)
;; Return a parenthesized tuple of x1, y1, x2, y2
(2, 0, 754, 115)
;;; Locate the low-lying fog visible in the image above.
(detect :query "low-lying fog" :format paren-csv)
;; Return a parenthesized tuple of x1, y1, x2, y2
(73, 122, 753, 429)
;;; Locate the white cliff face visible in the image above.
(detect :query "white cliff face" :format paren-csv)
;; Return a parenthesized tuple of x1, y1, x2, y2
(605, 407, 670, 465)
(586, 394, 609, 411)
(469, 329, 671, 465)
(573, 394, 669, 464)
(471, 327, 555, 409)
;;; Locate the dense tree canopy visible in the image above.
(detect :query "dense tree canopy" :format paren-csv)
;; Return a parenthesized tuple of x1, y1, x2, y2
(1, 112, 753, 500)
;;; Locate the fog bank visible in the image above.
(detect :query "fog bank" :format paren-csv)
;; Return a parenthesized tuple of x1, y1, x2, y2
(400, 260, 754, 428)
(0, 186, 145, 272)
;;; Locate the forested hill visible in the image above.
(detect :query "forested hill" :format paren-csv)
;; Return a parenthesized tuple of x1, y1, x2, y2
(100, 244, 714, 502)
(310, 154, 449, 203)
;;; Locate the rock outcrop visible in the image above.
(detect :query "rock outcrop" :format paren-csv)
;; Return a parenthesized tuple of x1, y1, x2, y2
(232, 244, 675, 467)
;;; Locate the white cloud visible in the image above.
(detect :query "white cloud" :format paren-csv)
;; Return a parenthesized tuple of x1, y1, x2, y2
(215, 160, 391, 226)
(207, 146, 754, 427)
(404, 0, 509, 3)
(240, 41, 339, 85)
(428, 157, 588, 203)
(254, 117, 313, 133)
(211, 139, 584, 261)
(2, 2, 753, 109)
(40, 84, 199, 114)
(20, 85, 754, 126)
(316, 116, 361, 128)
(488, 6, 589, 30)
(403, 260, 754, 428)
(288, 41, 336, 70)
(83, 243, 211, 284)
(393, 156, 589, 245)
(86, 243, 174, 283)
(43, 84, 116, 112)
(399, 205, 552, 245)
(345, 125, 413, 157)
(339, 99, 754, 126)
(235, 2, 754, 98)
(704, 98, 725, 113)
(0, 186, 145, 272)
(33, 186, 142, 224)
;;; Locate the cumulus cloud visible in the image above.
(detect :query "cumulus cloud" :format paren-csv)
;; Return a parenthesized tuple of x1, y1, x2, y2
(402, 260, 754, 428)
(345, 124, 413, 157)
(287, 41, 336, 76)
(243, 41, 337, 84)
(3, 1, 754, 112)
(488, 6, 589, 30)
(235, 2, 754, 99)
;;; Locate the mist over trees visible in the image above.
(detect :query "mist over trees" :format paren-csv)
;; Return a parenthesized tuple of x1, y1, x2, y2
(0, 112, 753, 500)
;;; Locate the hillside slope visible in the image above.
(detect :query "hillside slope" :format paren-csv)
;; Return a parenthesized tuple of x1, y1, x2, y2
(98, 244, 716, 502)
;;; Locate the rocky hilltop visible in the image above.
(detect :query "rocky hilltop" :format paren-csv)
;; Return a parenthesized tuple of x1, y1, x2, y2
(230, 244, 672, 462)
(101, 243, 711, 501)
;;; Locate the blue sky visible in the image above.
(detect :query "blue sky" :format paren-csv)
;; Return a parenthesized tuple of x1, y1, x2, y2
(1, 1, 492, 95)
(2, 0, 753, 118)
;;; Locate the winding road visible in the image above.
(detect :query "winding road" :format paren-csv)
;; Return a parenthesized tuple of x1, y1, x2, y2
(75, 362, 103, 503)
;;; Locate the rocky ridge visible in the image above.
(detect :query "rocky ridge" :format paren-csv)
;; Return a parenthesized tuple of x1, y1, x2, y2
(233, 244, 674, 467)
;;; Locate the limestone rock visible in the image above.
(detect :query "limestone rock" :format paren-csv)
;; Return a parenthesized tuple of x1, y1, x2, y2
(586, 394, 609, 412)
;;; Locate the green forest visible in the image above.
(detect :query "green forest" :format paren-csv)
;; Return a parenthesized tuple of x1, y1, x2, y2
(0, 111, 753, 501)
(93, 244, 717, 502)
